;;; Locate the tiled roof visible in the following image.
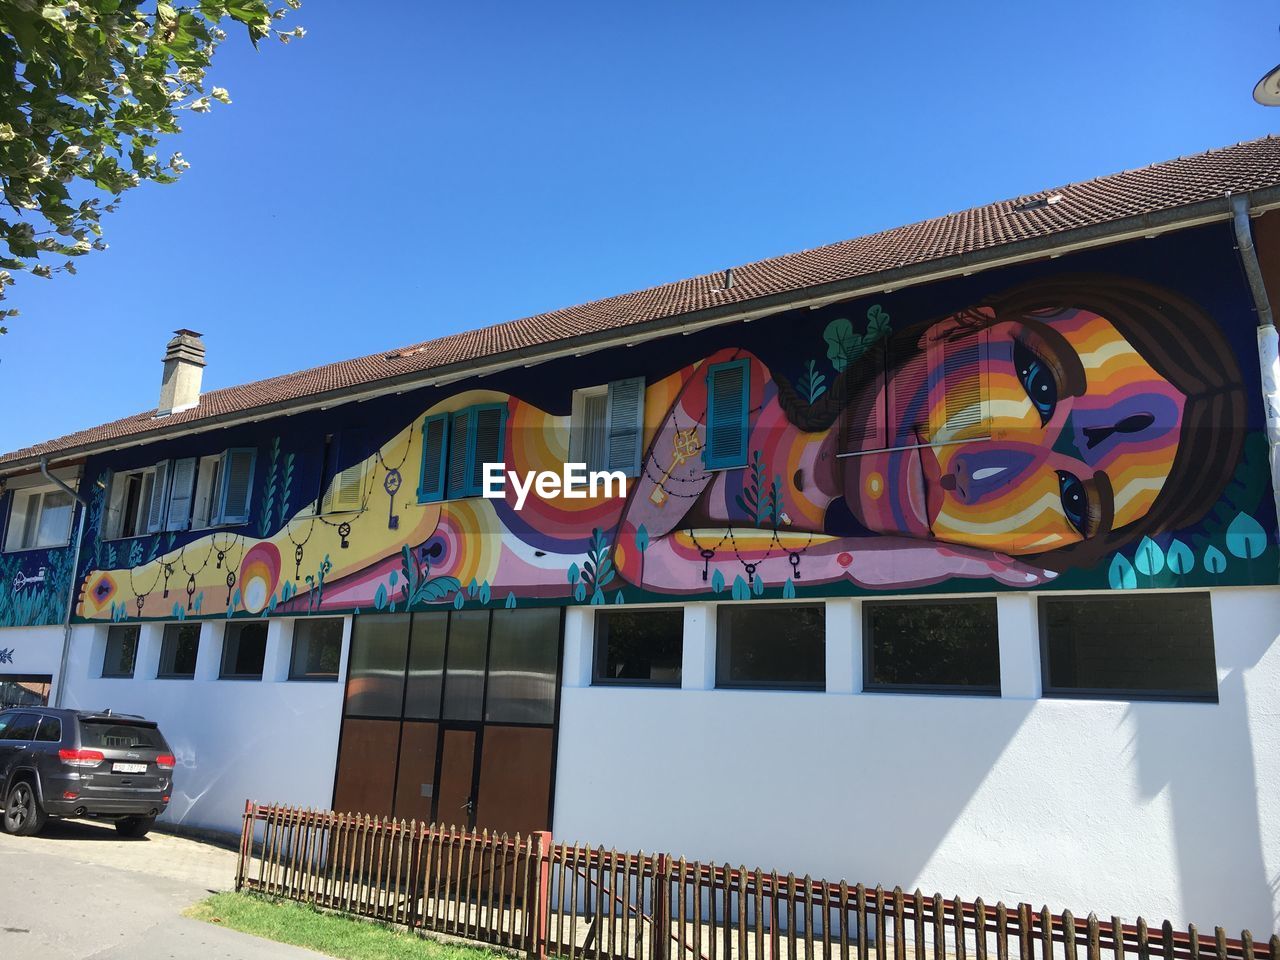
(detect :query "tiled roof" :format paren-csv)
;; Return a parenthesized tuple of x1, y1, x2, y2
(7, 135, 1280, 469)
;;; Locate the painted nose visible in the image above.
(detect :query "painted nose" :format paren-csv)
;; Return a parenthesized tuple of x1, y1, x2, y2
(943, 451, 1030, 503)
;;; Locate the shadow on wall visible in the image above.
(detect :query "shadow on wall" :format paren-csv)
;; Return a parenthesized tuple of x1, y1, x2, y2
(1128, 606, 1280, 933)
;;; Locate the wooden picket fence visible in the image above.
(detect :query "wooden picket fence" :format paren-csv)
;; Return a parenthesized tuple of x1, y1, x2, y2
(236, 802, 1277, 960)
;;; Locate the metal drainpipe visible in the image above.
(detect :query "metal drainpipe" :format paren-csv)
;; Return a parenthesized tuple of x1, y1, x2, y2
(1230, 192, 1280, 542)
(39, 456, 88, 708)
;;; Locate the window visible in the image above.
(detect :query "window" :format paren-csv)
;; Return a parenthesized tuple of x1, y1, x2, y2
(1040, 593, 1217, 701)
(102, 624, 140, 678)
(704, 359, 750, 469)
(290, 618, 344, 680)
(594, 609, 683, 685)
(107, 448, 256, 538)
(417, 403, 508, 502)
(442, 610, 488, 720)
(158, 622, 201, 678)
(864, 599, 1000, 695)
(4, 485, 75, 551)
(0, 712, 38, 741)
(716, 604, 825, 689)
(571, 378, 645, 476)
(79, 719, 164, 749)
(35, 715, 61, 742)
(346, 614, 410, 716)
(846, 328, 989, 453)
(220, 621, 268, 679)
(0, 675, 51, 709)
(486, 608, 560, 723)
(405, 613, 446, 719)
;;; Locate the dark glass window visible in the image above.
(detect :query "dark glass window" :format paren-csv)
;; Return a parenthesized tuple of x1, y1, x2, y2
(487, 608, 560, 723)
(103, 625, 140, 678)
(716, 605, 825, 689)
(220, 621, 268, 679)
(594, 610, 682, 685)
(405, 613, 447, 719)
(442, 610, 489, 721)
(0, 712, 38, 741)
(290, 618, 344, 680)
(158, 623, 201, 678)
(0, 676, 51, 709)
(35, 715, 62, 742)
(1041, 593, 1217, 700)
(864, 600, 1000, 695)
(79, 720, 164, 750)
(346, 615, 410, 716)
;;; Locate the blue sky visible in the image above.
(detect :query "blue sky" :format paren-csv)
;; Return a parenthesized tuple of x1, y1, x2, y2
(2, 1, 1278, 452)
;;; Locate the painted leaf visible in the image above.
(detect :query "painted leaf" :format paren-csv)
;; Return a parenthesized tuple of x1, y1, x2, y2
(452, 590, 465, 610)
(389, 570, 398, 587)
(865, 304, 891, 341)
(590, 588, 605, 606)
(1166, 539, 1194, 575)
(823, 317, 858, 372)
(567, 562, 580, 584)
(634, 524, 649, 554)
(467, 578, 479, 598)
(374, 583, 388, 610)
(1133, 537, 1165, 577)
(479, 581, 491, 604)
(1203, 544, 1228, 575)
(504, 591, 517, 609)
(751, 574, 764, 596)
(782, 578, 796, 599)
(710, 569, 725, 594)
(613, 590, 625, 605)
(1225, 512, 1267, 560)
(1107, 553, 1136, 590)
(172, 602, 183, 620)
(731, 575, 750, 601)
(573, 581, 587, 602)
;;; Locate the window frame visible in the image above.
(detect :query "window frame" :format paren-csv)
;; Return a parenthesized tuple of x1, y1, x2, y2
(703, 359, 751, 471)
(592, 608, 684, 687)
(862, 597, 1002, 697)
(102, 466, 159, 541)
(219, 620, 269, 680)
(3, 483, 75, 552)
(1037, 593, 1219, 703)
(288, 617, 345, 681)
(157, 622, 201, 679)
(714, 602, 826, 691)
(101, 625, 140, 679)
(416, 402, 509, 504)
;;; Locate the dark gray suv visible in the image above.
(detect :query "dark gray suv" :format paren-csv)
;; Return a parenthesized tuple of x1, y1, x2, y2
(0, 708, 174, 838)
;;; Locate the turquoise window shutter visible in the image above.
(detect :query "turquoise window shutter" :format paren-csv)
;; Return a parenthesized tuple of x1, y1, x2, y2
(446, 409, 473, 500)
(703, 359, 750, 469)
(605, 378, 645, 477)
(465, 403, 508, 496)
(417, 414, 450, 503)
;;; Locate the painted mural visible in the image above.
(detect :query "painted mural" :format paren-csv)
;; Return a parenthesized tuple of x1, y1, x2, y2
(0, 231, 1275, 629)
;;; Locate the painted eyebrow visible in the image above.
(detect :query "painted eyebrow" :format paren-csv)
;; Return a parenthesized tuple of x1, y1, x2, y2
(1083, 470, 1115, 541)
(1016, 316, 1087, 399)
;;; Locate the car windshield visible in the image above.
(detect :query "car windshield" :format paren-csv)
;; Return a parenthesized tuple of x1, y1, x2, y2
(78, 720, 164, 750)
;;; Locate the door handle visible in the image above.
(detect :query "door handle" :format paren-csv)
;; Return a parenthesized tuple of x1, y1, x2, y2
(461, 797, 474, 815)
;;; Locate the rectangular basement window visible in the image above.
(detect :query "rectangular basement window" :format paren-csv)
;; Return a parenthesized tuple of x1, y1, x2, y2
(863, 599, 1000, 696)
(1040, 593, 1217, 701)
(593, 609, 683, 686)
(716, 604, 825, 690)
(102, 625, 140, 679)
(220, 621, 268, 680)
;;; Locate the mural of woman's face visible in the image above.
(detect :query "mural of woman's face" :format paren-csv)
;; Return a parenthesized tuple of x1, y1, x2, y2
(842, 307, 1186, 555)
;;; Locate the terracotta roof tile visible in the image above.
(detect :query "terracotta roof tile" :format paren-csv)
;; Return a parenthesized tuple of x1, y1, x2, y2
(6, 135, 1280, 468)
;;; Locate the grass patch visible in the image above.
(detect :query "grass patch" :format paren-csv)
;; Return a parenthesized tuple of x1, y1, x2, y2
(185, 891, 509, 960)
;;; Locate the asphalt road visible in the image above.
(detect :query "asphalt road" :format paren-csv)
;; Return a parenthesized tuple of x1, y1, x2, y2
(0, 818, 327, 959)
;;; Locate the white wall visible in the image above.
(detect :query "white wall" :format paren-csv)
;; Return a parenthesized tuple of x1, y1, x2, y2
(59, 616, 350, 836)
(553, 589, 1280, 936)
(0, 624, 64, 681)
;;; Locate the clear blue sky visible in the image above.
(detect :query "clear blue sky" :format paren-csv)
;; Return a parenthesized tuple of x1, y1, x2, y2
(3, 1, 1278, 453)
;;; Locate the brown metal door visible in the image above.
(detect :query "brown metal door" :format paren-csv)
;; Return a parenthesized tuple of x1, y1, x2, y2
(474, 726, 554, 835)
(435, 727, 479, 830)
(392, 721, 439, 822)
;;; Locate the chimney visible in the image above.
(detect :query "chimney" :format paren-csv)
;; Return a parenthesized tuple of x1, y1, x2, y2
(158, 329, 206, 416)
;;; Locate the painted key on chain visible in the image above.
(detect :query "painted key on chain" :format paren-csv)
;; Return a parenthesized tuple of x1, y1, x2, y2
(649, 428, 702, 506)
(384, 469, 402, 530)
(338, 522, 352, 549)
(294, 544, 304, 581)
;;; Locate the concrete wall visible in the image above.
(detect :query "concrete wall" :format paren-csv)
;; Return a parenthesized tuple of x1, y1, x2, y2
(553, 588, 1280, 936)
(0, 623, 64, 685)
(58, 616, 351, 836)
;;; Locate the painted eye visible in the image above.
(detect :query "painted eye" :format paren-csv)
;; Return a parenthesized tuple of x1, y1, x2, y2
(1014, 339, 1057, 425)
(1057, 470, 1087, 537)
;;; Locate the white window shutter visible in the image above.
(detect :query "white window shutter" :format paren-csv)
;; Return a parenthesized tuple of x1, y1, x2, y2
(581, 392, 608, 471)
(216, 448, 257, 526)
(605, 378, 645, 477)
(937, 329, 988, 440)
(165, 457, 197, 531)
(146, 461, 171, 534)
(323, 463, 365, 514)
(102, 471, 124, 540)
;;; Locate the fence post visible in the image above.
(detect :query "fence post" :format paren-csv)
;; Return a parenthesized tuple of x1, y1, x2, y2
(654, 853, 670, 960)
(535, 831, 553, 960)
(236, 799, 253, 892)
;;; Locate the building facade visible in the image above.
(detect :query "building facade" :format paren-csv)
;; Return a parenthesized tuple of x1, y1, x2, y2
(2, 140, 1280, 934)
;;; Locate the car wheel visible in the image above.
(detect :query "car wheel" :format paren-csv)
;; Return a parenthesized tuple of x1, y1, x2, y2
(2, 781, 47, 836)
(114, 816, 155, 839)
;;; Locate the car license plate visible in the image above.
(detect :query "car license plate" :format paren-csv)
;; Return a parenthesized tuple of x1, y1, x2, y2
(112, 762, 147, 774)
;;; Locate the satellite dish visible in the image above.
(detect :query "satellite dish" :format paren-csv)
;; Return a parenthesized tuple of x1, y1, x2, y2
(1255, 62, 1280, 105)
